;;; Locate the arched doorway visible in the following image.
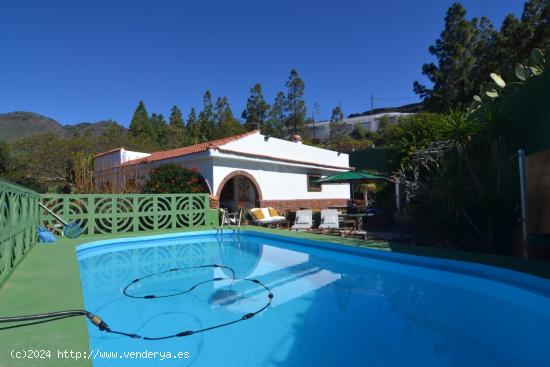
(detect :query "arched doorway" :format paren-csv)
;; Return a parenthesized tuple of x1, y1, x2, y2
(217, 171, 262, 211)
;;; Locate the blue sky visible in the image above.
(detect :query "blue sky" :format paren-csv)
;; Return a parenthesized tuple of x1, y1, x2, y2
(0, 0, 524, 125)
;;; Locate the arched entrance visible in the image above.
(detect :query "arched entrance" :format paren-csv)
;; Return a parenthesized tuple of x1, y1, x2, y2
(217, 171, 262, 211)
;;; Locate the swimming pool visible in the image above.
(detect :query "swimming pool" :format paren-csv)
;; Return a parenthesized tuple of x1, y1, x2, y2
(76, 230, 550, 367)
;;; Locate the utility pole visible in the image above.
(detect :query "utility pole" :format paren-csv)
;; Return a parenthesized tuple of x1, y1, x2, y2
(371, 94, 374, 114)
(312, 102, 319, 142)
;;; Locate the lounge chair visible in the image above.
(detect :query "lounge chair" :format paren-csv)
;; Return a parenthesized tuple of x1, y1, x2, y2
(250, 207, 286, 227)
(318, 209, 340, 233)
(291, 210, 313, 231)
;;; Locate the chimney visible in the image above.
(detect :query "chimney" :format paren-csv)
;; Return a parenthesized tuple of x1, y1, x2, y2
(292, 134, 303, 144)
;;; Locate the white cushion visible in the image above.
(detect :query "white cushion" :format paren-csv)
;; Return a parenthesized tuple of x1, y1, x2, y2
(257, 216, 285, 223)
(261, 208, 271, 219)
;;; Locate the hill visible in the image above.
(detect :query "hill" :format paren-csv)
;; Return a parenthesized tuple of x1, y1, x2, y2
(0, 112, 127, 143)
(64, 120, 127, 137)
(0, 112, 71, 142)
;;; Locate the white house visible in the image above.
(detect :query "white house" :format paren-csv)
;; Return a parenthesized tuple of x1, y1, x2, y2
(93, 130, 352, 211)
(310, 111, 413, 140)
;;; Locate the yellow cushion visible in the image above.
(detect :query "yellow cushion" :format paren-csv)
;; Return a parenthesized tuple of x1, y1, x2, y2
(268, 207, 279, 217)
(251, 209, 265, 220)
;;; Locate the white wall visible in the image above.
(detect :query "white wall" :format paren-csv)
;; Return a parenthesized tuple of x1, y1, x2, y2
(309, 112, 413, 139)
(94, 149, 150, 171)
(211, 156, 350, 200)
(221, 131, 349, 168)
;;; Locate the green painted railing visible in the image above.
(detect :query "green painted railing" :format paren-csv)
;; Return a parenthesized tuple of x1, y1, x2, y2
(0, 180, 40, 288)
(40, 194, 219, 236)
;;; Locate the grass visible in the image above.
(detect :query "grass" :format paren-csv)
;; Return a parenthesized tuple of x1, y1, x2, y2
(0, 225, 549, 367)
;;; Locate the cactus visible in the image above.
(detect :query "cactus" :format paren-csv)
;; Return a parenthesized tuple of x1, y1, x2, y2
(515, 63, 528, 81)
(486, 90, 499, 98)
(531, 48, 545, 65)
(490, 73, 506, 88)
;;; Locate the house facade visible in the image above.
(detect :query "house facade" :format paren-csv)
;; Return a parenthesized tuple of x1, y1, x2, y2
(93, 130, 352, 212)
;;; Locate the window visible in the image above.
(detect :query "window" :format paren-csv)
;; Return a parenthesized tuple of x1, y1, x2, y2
(307, 174, 322, 192)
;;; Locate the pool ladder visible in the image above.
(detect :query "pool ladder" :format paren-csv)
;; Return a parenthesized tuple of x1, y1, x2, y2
(219, 209, 242, 236)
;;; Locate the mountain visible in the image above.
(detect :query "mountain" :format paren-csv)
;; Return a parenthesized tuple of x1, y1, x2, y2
(0, 112, 127, 143)
(0, 111, 71, 142)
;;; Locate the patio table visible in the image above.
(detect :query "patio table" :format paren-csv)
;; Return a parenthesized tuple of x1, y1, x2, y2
(343, 212, 373, 239)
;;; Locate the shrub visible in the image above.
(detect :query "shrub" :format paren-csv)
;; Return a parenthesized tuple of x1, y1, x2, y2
(143, 164, 209, 194)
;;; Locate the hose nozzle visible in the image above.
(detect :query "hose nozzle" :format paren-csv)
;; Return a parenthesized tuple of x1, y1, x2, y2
(88, 314, 110, 332)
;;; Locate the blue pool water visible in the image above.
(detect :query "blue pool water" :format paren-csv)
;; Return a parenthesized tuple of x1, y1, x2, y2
(76, 231, 550, 367)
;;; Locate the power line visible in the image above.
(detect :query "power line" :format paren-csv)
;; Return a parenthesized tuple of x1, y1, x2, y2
(372, 96, 418, 101)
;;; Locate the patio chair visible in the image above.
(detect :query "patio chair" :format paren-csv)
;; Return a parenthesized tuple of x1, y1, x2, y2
(318, 209, 340, 233)
(291, 210, 313, 231)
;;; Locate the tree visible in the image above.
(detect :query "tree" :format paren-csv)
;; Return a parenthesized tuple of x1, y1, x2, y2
(150, 113, 167, 147)
(0, 140, 12, 176)
(329, 106, 346, 145)
(169, 105, 184, 127)
(186, 108, 200, 144)
(198, 91, 216, 141)
(284, 69, 307, 134)
(10, 133, 93, 191)
(143, 164, 209, 193)
(129, 101, 155, 140)
(216, 96, 242, 138)
(351, 123, 368, 140)
(267, 91, 286, 138)
(413, 4, 491, 111)
(492, 14, 529, 78)
(242, 83, 270, 131)
(164, 105, 186, 149)
(522, 0, 550, 54)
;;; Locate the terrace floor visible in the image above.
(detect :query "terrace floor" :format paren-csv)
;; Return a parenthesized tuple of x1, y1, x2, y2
(1, 226, 549, 367)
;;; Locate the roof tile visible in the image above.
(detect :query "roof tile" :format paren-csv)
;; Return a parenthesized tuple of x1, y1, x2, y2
(120, 130, 259, 166)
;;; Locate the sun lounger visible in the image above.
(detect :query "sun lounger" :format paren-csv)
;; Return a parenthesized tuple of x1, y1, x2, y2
(318, 209, 340, 232)
(250, 207, 286, 227)
(291, 209, 313, 231)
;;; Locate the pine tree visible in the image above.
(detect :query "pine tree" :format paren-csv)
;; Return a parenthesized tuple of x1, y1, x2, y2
(186, 108, 200, 144)
(198, 91, 215, 142)
(492, 14, 528, 78)
(169, 105, 184, 127)
(413, 4, 486, 111)
(522, 0, 550, 54)
(129, 101, 153, 138)
(165, 105, 186, 148)
(216, 96, 242, 138)
(329, 106, 346, 145)
(284, 69, 307, 134)
(471, 16, 498, 92)
(242, 83, 270, 131)
(267, 91, 286, 138)
(149, 113, 166, 147)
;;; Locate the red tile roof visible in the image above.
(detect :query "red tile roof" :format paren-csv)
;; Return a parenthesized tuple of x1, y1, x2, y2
(114, 129, 351, 171)
(120, 130, 260, 166)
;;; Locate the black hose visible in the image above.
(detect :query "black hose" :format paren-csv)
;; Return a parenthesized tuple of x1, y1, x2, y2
(0, 264, 273, 340)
